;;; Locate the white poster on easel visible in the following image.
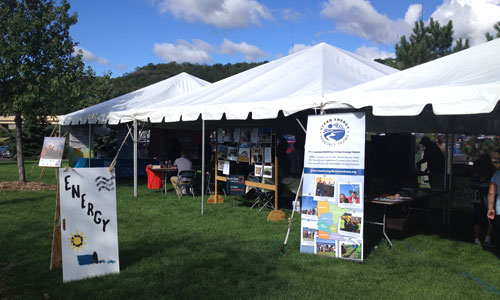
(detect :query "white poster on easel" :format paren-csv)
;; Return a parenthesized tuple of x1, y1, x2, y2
(59, 167, 120, 282)
(300, 113, 365, 261)
(39, 137, 66, 167)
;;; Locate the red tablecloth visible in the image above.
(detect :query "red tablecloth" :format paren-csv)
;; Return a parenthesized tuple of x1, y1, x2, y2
(146, 167, 164, 189)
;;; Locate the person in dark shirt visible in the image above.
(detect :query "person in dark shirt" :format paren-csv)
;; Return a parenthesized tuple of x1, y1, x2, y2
(417, 136, 445, 188)
(470, 156, 496, 246)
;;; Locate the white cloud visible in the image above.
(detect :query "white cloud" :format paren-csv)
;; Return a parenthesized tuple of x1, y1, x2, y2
(431, 0, 500, 46)
(405, 4, 423, 24)
(288, 43, 311, 55)
(153, 39, 214, 64)
(320, 0, 420, 44)
(355, 45, 395, 60)
(73, 46, 110, 65)
(220, 39, 266, 61)
(281, 8, 303, 21)
(116, 63, 129, 72)
(158, 0, 272, 29)
(320, 0, 500, 47)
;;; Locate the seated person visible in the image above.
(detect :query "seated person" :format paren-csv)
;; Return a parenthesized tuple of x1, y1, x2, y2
(170, 149, 193, 195)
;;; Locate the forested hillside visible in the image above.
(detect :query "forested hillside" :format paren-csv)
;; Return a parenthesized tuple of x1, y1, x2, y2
(109, 61, 267, 99)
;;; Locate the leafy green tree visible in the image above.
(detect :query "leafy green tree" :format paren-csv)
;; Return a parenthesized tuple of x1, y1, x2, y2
(5, 118, 54, 158)
(391, 18, 469, 70)
(485, 21, 500, 41)
(110, 61, 266, 98)
(0, 0, 86, 181)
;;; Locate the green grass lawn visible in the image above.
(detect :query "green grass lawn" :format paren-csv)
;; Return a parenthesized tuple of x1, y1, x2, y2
(1, 160, 500, 299)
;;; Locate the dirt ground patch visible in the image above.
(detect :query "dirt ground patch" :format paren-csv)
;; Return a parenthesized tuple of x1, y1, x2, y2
(0, 181, 56, 192)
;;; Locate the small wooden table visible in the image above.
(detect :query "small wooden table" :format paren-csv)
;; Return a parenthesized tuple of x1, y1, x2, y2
(366, 189, 446, 250)
(149, 166, 177, 195)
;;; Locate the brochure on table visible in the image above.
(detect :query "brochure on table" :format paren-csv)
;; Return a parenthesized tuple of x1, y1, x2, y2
(59, 167, 120, 281)
(300, 113, 365, 261)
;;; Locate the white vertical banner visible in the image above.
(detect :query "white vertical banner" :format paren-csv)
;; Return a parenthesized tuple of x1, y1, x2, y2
(300, 113, 365, 261)
(59, 167, 120, 282)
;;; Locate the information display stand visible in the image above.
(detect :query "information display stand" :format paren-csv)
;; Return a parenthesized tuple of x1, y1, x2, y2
(212, 127, 285, 221)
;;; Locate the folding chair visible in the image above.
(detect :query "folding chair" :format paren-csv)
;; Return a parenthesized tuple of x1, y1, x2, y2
(247, 175, 274, 211)
(175, 170, 196, 199)
(206, 172, 226, 196)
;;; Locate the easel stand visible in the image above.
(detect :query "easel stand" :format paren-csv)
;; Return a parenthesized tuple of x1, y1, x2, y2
(50, 169, 62, 269)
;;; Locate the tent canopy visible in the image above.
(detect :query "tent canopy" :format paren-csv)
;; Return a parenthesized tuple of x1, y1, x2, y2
(323, 38, 500, 117)
(59, 72, 210, 125)
(126, 43, 398, 123)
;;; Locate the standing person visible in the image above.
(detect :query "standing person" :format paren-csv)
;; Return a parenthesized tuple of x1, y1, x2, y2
(436, 134, 446, 154)
(487, 150, 500, 244)
(416, 136, 445, 188)
(170, 149, 192, 196)
(471, 156, 496, 245)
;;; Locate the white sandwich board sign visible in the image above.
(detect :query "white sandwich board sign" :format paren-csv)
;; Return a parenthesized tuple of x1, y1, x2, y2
(59, 167, 120, 282)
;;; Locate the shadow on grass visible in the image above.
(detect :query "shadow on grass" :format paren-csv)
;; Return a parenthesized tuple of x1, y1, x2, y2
(0, 195, 49, 206)
(117, 234, 285, 298)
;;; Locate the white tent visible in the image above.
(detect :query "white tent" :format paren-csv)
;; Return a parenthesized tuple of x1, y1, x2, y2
(321, 39, 500, 133)
(122, 43, 398, 123)
(59, 72, 210, 125)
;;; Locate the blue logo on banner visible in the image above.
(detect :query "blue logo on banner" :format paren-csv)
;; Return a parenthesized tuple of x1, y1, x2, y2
(324, 123, 345, 141)
(320, 118, 350, 146)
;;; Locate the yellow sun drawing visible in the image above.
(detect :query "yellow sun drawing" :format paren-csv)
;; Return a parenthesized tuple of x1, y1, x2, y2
(68, 230, 87, 252)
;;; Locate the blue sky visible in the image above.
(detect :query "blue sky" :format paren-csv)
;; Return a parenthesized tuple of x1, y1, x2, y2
(68, 0, 500, 77)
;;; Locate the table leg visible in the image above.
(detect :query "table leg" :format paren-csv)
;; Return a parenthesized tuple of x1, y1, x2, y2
(382, 206, 394, 250)
(164, 172, 167, 195)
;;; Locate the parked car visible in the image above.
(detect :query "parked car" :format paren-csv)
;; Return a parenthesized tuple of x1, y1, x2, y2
(0, 145, 12, 158)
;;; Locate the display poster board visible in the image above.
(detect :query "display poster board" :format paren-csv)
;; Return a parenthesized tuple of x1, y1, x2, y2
(68, 127, 94, 167)
(59, 167, 120, 282)
(300, 113, 365, 261)
(226, 174, 246, 195)
(39, 137, 66, 167)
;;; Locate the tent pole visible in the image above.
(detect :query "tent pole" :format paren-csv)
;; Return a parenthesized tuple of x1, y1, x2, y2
(133, 119, 138, 198)
(295, 118, 306, 134)
(88, 124, 91, 168)
(201, 119, 205, 215)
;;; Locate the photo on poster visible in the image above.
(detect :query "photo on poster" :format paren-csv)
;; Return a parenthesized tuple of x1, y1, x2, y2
(217, 128, 224, 143)
(240, 128, 251, 143)
(300, 196, 318, 217)
(314, 175, 336, 200)
(223, 128, 233, 142)
(233, 128, 241, 143)
(340, 240, 362, 260)
(218, 145, 228, 160)
(262, 164, 273, 178)
(223, 161, 230, 175)
(338, 212, 363, 238)
(251, 146, 261, 164)
(264, 147, 272, 163)
(315, 238, 337, 258)
(259, 128, 272, 143)
(238, 146, 250, 163)
(217, 160, 225, 171)
(338, 183, 362, 208)
(227, 147, 238, 161)
(250, 128, 259, 143)
(254, 164, 263, 177)
(301, 219, 317, 243)
(302, 227, 317, 246)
